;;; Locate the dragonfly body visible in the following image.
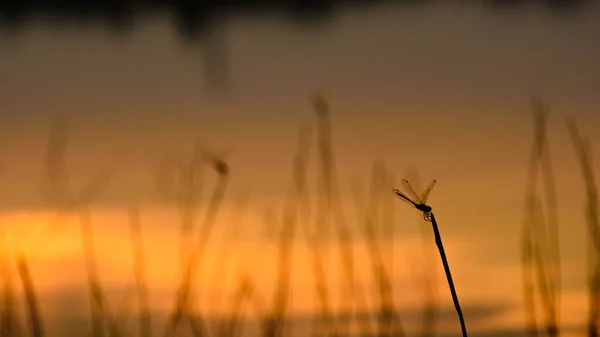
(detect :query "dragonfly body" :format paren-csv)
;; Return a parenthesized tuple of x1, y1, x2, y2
(392, 178, 436, 221)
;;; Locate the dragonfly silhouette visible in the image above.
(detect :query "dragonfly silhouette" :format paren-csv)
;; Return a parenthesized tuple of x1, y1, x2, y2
(392, 179, 436, 221)
(392, 177, 468, 337)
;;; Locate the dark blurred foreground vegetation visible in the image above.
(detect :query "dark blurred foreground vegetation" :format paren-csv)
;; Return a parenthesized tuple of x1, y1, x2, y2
(0, 0, 593, 41)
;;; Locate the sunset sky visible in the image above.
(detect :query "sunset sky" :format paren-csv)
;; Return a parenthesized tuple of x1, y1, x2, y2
(1, 2, 600, 336)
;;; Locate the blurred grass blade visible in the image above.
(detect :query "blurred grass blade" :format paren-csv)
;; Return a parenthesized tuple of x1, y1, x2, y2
(16, 254, 44, 337)
(0, 254, 23, 337)
(567, 119, 600, 337)
(70, 170, 113, 209)
(129, 206, 152, 337)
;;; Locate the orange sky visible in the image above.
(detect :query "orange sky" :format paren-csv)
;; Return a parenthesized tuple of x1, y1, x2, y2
(1, 2, 600, 336)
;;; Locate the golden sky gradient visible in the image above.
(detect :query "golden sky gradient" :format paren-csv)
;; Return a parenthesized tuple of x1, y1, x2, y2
(1, 2, 600, 336)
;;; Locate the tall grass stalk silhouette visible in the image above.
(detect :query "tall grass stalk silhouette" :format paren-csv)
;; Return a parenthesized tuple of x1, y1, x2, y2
(567, 118, 600, 337)
(413, 238, 437, 337)
(164, 148, 229, 337)
(313, 94, 334, 260)
(81, 210, 125, 337)
(156, 143, 208, 336)
(351, 162, 403, 337)
(18, 114, 112, 256)
(292, 142, 323, 337)
(0, 249, 23, 336)
(109, 282, 137, 337)
(522, 112, 542, 337)
(16, 253, 44, 337)
(539, 107, 561, 337)
(308, 95, 338, 337)
(129, 206, 152, 337)
(155, 142, 206, 278)
(261, 187, 296, 337)
(427, 213, 467, 337)
(80, 210, 106, 337)
(261, 123, 312, 337)
(207, 192, 249, 321)
(381, 171, 396, 292)
(521, 98, 561, 337)
(311, 94, 374, 337)
(306, 239, 335, 337)
(224, 255, 268, 337)
(220, 276, 255, 337)
(40, 114, 116, 337)
(369, 163, 402, 337)
(530, 201, 556, 337)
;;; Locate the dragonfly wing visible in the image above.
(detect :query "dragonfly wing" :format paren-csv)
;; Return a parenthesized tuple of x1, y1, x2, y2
(419, 179, 437, 204)
(401, 179, 420, 202)
(393, 188, 418, 207)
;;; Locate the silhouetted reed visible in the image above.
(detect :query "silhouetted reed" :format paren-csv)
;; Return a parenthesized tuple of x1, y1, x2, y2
(164, 147, 229, 337)
(156, 143, 207, 336)
(0, 250, 23, 337)
(309, 94, 338, 337)
(208, 193, 250, 320)
(296, 95, 337, 336)
(15, 253, 43, 337)
(381, 172, 395, 277)
(111, 283, 137, 337)
(427, 212, 467, 337)
(21, 114, 112, 255)
(80, 210, 118, 337)
(266, 123, 313, 337)
(369, 161, 402, 337)
(129, 205, 152, 337)
(351, 162, 403, 337)
(521, 98, 561, 337)
(312, 94, 375, 337)
(567, 118, 600, 337)
(40, 114, 116, 337)
(155, 142, 206, 277)
(261, 198, 295, 337)
(220, 276, 255, 337)
(522, 105, 544, 337)
(415, 243, 437, 337)
(313, 94, 334, 250)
